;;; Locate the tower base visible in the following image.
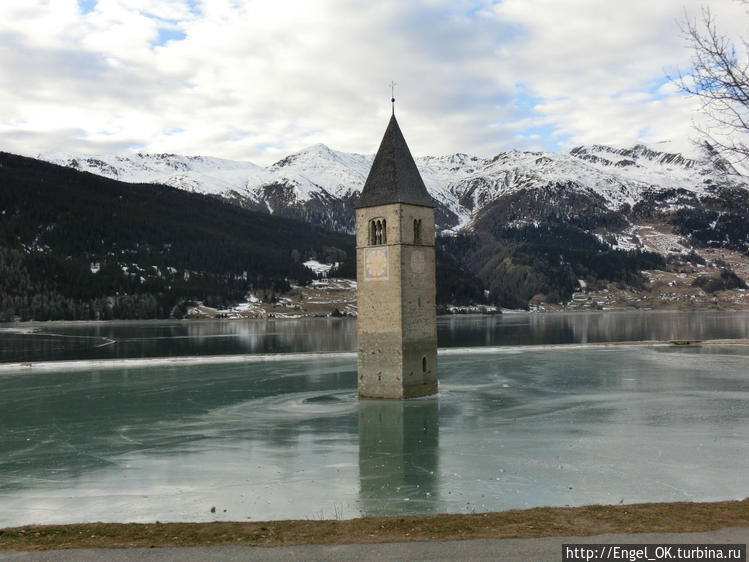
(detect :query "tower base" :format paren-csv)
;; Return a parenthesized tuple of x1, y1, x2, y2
(358, 381, 437, 400)
(357, 341, 438, 399)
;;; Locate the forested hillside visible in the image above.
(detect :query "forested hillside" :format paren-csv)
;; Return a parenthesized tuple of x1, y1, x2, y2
(0, 152, 487, 320)
(438, 223, 666, 309)
(0, 152, 355, 320)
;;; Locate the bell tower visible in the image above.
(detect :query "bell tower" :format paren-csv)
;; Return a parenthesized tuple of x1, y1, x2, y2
(355, 108, 438, 399)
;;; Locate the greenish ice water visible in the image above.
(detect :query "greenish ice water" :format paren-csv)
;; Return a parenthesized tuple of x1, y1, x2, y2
(1, 343, 748, 527)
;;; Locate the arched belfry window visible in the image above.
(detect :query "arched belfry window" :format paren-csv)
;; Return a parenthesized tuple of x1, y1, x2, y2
(369, 218, 387, 245)
(413, 219, 422, 244)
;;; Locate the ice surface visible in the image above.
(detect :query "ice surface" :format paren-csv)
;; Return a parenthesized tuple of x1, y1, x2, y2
(4, 311, 749, 366)
(0, 351, 356, 373)
(1, 345, 748, 527)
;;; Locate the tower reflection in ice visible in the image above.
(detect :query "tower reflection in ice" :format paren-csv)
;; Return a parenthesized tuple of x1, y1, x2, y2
(358, 398, 439, 517)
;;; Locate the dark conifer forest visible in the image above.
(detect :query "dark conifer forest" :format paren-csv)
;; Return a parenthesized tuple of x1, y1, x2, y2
(0, 152, 355, 320)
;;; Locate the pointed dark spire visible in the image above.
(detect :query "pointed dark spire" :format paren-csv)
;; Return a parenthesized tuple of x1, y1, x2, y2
(356, 115, 434, 209)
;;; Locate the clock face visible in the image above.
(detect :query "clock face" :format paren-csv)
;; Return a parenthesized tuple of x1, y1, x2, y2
(410, 250, 426, 274)
(364, 247, 389, 279)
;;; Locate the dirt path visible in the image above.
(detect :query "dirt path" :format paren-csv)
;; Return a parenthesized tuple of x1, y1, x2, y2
(2, 499, 748, 551)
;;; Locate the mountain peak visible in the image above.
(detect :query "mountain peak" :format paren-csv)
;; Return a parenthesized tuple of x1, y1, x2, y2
(305, 143, 334, 154)
(269, 143, 337, 170)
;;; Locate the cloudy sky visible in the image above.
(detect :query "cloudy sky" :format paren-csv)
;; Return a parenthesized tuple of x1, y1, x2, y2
(0, 0, 746, 165)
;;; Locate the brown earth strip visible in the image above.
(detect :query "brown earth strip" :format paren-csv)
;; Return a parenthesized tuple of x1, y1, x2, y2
(2, 499, 748, 551)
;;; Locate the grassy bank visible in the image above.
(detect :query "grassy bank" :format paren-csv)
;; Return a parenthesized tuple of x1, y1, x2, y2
(2, 499, 748, 551)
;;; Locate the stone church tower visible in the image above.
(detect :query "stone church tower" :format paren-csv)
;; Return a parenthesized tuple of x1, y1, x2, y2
(356, 113, 438, 399)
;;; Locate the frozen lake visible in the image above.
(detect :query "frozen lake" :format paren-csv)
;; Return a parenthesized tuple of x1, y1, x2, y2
(2, 310, 749, 363)
(1, 342, 748, 527)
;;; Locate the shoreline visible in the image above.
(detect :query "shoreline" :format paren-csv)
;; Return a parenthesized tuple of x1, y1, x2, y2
(2, 499, 748, 551)
(4, 306, 749, 328)
(2, 339, 748, 372)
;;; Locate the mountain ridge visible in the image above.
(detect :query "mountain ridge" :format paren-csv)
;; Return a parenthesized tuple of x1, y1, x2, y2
(33, 140, 749, 313)
(39, 140, 747, 234)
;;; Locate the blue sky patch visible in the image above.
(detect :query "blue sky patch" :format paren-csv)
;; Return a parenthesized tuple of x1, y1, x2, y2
(513, 90, 540, 112)
(154, 28, 187, 47)
(78, 0, 97, 14)
(648, 77, 671, 94)
(525, 124, 572, 152)
(186, 0, 202, 16)
(545, 134, 573, 152)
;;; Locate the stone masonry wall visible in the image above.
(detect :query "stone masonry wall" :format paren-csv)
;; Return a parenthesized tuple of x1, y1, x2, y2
(356, 203, 437, 398)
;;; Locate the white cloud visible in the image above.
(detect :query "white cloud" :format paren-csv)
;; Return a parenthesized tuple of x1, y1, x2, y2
(488, 0, 748, 156)
(0, 0, 746, 164)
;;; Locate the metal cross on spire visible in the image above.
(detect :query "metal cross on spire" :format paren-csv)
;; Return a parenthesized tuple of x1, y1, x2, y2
(389, 80, 397, 115)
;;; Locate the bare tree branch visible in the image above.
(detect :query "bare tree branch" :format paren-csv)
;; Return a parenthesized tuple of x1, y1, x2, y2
(669, 5, 749, 164)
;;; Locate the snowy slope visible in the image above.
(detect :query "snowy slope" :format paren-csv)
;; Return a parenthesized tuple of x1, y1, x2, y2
(255, 141, 746, 224)
(39, 152, 265, 196)
(260, 143, 372, 200)
(39, 141, 749, 233)
(417, 143, 745, 227)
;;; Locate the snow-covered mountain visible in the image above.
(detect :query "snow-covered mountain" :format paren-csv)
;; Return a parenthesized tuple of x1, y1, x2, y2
(40, 151, 264, 196)
(30, 141, 749, 310)
(39, 140, 748, 235)
(40, 145, 371, 232)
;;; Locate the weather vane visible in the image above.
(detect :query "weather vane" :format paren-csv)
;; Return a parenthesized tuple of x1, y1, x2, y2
(389, 80, 397, 114)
